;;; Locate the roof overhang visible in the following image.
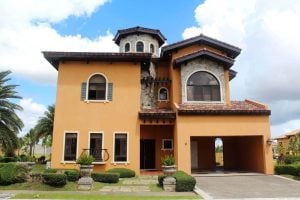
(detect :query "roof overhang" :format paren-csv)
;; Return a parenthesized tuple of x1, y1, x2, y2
(161, 34, 241, 58)
(42, 51, 152, 70)
(173, 50, 234, 69)
(177, 109, 271, 116)
(113, 26, 167, 47)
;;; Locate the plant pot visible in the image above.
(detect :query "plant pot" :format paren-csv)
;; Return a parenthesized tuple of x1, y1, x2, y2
(79, 165, 94, 177)
(162, 165, 176, 176)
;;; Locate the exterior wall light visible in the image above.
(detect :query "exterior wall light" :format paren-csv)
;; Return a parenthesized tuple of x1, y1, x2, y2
(266, 139, 273, 145)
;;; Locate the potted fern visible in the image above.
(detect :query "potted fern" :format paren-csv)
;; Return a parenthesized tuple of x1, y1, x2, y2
(76, 153, 95, 177)
(161, 154, 176, 176)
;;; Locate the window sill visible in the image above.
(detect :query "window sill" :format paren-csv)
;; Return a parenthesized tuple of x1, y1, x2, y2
(92, 162, 106, 165)
(111, 162, 130, 166)
(161, 149, 173, 151)
(158, 100, 169, 102)
(84, 100, 109, 103)
(60, 161, 76, 164)
(183, 101, 224, 104)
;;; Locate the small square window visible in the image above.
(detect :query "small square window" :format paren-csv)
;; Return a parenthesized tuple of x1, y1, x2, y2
(162, 139, 173, 150)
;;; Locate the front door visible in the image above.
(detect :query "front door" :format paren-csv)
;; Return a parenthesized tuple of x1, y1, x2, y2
(140, 139, 155, 169)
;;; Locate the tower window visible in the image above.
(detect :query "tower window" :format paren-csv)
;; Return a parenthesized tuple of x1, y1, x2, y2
(136, 41, 144, 52)
(150, 44, 155, 53)
(125, 43, 130, 52)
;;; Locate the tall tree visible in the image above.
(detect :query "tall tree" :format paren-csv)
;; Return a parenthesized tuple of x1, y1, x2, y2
(0, 70, 23, 155)
(23, 129, 36, 156)
(34, 105, 54, 143)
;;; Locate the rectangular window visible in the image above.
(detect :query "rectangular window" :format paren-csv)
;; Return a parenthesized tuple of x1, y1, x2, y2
(64, 133, 77, 161)
(162, 139, 173, 150)
(114, 133, 128, 162)
(89, 133, 103, 162)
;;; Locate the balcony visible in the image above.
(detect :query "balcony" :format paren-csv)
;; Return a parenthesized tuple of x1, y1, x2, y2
(81, 148, 109, 163)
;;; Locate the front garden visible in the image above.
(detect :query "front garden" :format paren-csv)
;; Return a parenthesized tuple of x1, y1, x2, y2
(274, 155, 300, 181)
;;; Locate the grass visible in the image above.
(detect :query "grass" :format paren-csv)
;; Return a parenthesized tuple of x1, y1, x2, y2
(149, 184, 164, 192)
(281, 174, 300, 181)
(31, 164, 46, 173)
(12, 193, 199, 199)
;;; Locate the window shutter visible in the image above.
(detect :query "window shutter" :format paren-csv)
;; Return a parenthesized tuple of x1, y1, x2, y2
(81, 82, 87, 101)
(107, 83, 113, 101)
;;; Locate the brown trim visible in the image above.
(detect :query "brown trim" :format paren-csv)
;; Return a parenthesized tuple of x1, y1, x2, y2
(42, 51, 152, 70)
(139, 112, 176, 120)
(113, 26, 166, 46)
(161, 34, 241, 58)
(229, 69, 237, 81)
(177, 109, 271, 116)
(173, 50, 234, 69)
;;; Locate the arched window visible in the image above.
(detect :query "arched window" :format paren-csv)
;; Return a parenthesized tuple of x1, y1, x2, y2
(136, 41, 144, 52)
(125, 43, 130, 52)
(150, 44, 155, 53)
(186, 71, 220, 101)
(158, 87, 168, 101)
(88, 74, 106, 100)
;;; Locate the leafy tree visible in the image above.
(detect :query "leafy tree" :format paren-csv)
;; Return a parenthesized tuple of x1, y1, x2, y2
(0, 70, 23, 155)
(288, 135, 300, 155)
(34, 105, 54, 144)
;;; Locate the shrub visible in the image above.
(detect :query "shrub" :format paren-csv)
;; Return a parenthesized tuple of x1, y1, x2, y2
(42, 173, 67, 187)
(17, 154, 35, 162)
(76, 153, 95, 165)
(284, 155, 300, 164)
(91, 172, 119, 183)
(158, 175, 167, 186)
(161, 155, 175, 166)
(0, 163, 29, 185)
(173, 171, 196, 192)
(106, 168, 135, 178)
(275, 163, 300, 176)
(44, 168, 57, 173)
(64, 170, 80, 182)
(0, 157, 17, 163)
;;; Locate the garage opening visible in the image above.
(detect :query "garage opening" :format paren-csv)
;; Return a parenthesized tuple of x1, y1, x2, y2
(191, 136, 265, 173)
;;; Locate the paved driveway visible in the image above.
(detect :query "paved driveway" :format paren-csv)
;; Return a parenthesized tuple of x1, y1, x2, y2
(195, 175, 300, 199)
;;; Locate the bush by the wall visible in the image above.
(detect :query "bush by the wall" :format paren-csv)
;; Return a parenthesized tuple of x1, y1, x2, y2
(158, 175, 167, 186)
(284, 155, 300, 164)
(106, 168, 135, 178)
(91, 172, 119, 183)
(44, 168, 57, 173)
(64, 170, 80, 182)
(42, 173, 67, 187)
(173, 171, 196, 192)
(275, 163, 300, 176)
(0, 157, 17, 163)
(0, 163, 29, 185)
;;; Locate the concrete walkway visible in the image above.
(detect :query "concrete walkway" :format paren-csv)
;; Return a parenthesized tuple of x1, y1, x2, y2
(195, 174, 300, 199)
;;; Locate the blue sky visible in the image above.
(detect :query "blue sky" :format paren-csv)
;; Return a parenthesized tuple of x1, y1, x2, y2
(1, 0, 300, 137)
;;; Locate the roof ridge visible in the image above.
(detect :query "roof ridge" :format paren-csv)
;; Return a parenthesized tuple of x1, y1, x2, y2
(245, 99, 268, 109)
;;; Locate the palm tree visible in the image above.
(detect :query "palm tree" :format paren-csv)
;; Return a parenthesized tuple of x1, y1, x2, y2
(23, 129, 37, 156)
(34, 105, 54, 144)
(0, 70, 23, 155)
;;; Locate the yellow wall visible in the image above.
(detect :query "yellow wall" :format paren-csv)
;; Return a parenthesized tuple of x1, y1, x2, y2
(52, 61, 141, 173)
(175, 115, 274, 174)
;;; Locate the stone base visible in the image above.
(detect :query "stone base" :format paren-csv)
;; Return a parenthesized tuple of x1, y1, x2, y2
(77, 177, 93, 191)
(163, 176, 176, 192)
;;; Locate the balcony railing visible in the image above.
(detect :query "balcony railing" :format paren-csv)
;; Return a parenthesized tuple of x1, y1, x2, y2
(81, 148, 109, 162)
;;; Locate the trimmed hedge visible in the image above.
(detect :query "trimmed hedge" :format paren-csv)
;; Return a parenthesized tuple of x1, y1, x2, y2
(0, 163, 29, 185)
(275, 163, 300, 176)
(173, 171, 196, 192)
(91, 172, 119, 183)
(44, 168, 57, 173)
(0, 157, 17, 163)
(106, 168, 135, 178)
(284, 155, 300, 164)
(158, 175, 166, 186)
(42, 173, 67, 187)
(64, 170, 80, 182)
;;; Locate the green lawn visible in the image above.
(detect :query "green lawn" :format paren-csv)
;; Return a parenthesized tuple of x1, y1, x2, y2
(12, 193, 199, 199)
(31, 164, 46, 173)
(281, 174, 300, 181)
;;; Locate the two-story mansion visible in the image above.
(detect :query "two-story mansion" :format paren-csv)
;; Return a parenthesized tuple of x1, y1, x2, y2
(43, 26, 274, 175)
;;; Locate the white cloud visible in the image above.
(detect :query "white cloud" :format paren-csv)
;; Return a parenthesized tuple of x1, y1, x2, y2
(0, 0, 118, 84)
(17, 98, 47, 136)
(183, 0, 300, 136)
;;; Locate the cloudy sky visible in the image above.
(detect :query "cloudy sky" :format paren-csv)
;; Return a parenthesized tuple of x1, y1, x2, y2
(0, 0, 299, 137)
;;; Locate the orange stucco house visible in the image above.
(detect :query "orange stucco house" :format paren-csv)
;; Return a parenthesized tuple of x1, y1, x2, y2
(43, 26, 274, 175)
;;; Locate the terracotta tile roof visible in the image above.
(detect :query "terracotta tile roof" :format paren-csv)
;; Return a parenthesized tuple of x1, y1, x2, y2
(139, 108, 176, 119)
(176, 100, 271, 115)
(274, 129, 300, 139)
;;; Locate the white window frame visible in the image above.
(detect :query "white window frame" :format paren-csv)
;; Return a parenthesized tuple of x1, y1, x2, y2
(158, 87, 169, 101)
(88, 132, 105, 164)
(62, 131, 79, 163)
(162, 139, 173, 151)
(112, 132, 129, 164)
(184, 69, 223, 104)
(85, 73, 109, 103)
(135, 41, 144, 52)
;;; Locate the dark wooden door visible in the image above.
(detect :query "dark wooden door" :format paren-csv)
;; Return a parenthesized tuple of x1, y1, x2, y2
(140, 139, 155, 169)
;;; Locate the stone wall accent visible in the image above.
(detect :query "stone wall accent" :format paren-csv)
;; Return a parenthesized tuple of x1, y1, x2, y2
(119, 34, 160, 57)
(181, 58, 225, 103)
(141, 62, 157, 109)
